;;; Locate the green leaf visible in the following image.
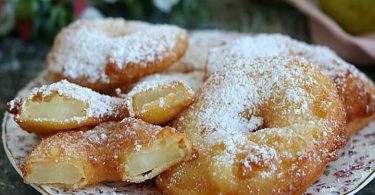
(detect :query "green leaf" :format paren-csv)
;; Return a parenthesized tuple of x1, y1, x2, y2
(15, 0, 39, 19)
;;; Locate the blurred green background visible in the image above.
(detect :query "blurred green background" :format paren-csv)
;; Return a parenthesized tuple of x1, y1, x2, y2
(1, 0, 310, 42)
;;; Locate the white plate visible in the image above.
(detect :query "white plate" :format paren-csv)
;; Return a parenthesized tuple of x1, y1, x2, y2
(2, 72, 375, 194)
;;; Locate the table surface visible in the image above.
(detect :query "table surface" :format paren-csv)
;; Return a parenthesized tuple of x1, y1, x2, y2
(0, 0, 374, 194)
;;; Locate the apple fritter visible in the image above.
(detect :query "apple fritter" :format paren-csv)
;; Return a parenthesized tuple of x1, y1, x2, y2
(6, 80, 128, 136)
(207, 34, 375, 136)
(23, 118, 192, 190)
(157, 57, 346, 194)
(125, 75, 195, 125)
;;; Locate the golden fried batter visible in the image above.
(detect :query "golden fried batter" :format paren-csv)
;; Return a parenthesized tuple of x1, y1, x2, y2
(157, 57, 346, 194)
(7, 80, 128, 136)
(48, 18, 188, 91)
(23, 118, 192, 189)
(207, 34, 375, 136)
(123, 72, 206, 125)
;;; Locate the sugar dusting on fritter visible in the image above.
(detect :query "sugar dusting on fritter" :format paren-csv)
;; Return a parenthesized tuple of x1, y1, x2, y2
(207, 34, 375, 125)
(164, 56, 345, 191)
(200, 57, 325, 152)
(195, 57, 319, 142)
(173, 30, 244, 71)
(26, 80, 125, 122)
(207, 34, 371, 87)
(27, 118, 164, 170)
(129, 71, 204, 94)
(48, 19, 184, 84)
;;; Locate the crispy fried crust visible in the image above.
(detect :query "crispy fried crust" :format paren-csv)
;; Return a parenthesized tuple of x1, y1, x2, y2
(346, 113, 375, 136)
(157, 57, 346, 194)
(206, 34, 375, 135)
(124, 73, 199, 125)
(166, 30, 244, 73)
(333, 73, 375, 135)
(47, 19, 188, 92)
(104, 34, 188, 89)
(105, 71, 206, 96)
(23, 118, 192, 189)
(6, 80, 128, 136)
(127, 81, 194, 125)
(6, 79, 197, 135)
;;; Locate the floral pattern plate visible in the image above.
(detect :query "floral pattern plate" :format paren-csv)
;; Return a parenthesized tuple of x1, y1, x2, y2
(2, 72, 375, 195)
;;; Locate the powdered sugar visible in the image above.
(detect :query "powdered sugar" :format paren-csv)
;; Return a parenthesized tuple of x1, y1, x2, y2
(48, 18, 185, 84)
(28, 80, 125, 120)
(88, 132, 108, 143)
(7, 98, 21, 113)
(207, 34, 368, 83)
(159, 98, 165, 107)
(169, 30, 244, 72)
(207, 34, 375, 127)
(28, 118, 165, 168)
(176, 56, 343, 182)
(241, 144, 277, 172)
(193, 57, 317, 143)
(130, 71, 204, 94)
